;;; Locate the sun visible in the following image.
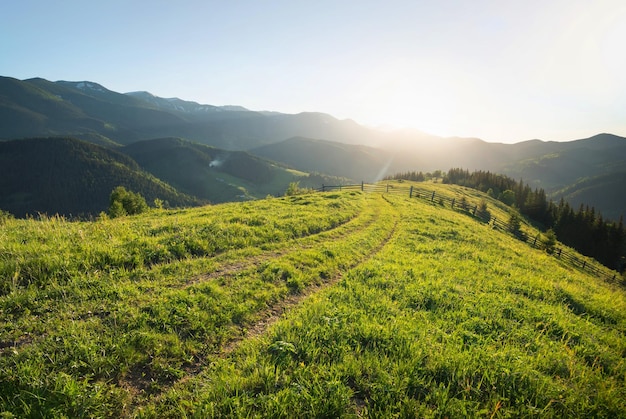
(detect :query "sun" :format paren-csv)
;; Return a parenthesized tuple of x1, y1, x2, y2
(347, 62, 460, 137)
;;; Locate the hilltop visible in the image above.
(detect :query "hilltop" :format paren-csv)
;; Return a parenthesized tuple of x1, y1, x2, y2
(0, 183, 624, 417)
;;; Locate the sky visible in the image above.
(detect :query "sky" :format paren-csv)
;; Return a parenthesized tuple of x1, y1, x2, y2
(2, 0, 625, 143)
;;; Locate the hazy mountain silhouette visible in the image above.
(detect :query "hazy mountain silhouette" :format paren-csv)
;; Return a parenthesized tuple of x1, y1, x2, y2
(1, 76, 624, 219)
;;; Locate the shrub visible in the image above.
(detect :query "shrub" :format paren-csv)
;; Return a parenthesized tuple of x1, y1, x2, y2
(285, 182, 300, 196)
(108, 186, 148, 218)
(285, 182, 311, 196)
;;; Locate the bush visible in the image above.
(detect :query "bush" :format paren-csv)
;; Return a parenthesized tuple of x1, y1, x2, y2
(285, 182, 300, 196)
(285, 182, 311, 196)
(108, 186, 148, 218)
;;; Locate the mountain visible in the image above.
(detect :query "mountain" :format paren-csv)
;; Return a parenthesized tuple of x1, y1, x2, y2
(0, 76, 187, 145)
(0, 137, 201, 217)
(500, 134, 626, 189)
(549, 171, 626, 221)
(0, 77, 382, 149)
(1, 76, 625, 219)
(252, 137, 394, 182)
(125, 91, 249, 114)
(0, 136, 346, 218)
(122, 137, 325, 203)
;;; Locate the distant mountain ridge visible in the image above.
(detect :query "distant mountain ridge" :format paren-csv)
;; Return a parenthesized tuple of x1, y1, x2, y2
(252, 137, 393, 183)
(125, 91, 248, 114)
(0, 76, 384, 149)
(1, 75, 624, 219)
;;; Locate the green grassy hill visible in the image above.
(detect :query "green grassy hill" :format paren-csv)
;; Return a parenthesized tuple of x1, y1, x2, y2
(0, 183, 624, 417)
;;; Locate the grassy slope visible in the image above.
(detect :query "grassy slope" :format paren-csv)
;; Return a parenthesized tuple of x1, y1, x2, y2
(1, 183, 625, 417)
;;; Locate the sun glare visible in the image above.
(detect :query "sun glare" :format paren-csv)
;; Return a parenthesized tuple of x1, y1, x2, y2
(350, 61, 461, 137)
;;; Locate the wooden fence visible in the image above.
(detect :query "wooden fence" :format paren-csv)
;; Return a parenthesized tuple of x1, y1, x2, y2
(316, 182, 622, 285)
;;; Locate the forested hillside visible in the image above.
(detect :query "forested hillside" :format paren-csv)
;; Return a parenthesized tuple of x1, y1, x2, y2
(0, 137, 200, 217)
(549, 171, 626, 221)
(123, 137, 319, 203)
(0, 137, 346, 217)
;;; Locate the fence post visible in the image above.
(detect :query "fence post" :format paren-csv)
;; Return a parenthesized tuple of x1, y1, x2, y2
(431, 191, 435, 201)
(386, 184, 389, 193)
(557, 248, 561, 257)
(361, 181, 364, 191)
(451, 198, 455, 208)
(473, 205, 477, 215)
(582, 261, 586, 269)
(533, 236, 537, 247)
(409, 186, 413, 198)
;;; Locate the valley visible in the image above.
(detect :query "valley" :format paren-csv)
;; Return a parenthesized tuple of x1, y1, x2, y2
(1, 76, 625, 221)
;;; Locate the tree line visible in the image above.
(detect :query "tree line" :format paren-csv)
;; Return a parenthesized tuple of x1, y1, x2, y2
(440, 168, 624, 272)
(384, 170, 443, 182)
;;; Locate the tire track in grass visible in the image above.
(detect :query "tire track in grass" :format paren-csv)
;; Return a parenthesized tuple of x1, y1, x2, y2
(133, 195, 399, 412)
(175, 193, 385, 289)
(220, 217, 399, 357)
(215, 195, 398, 357)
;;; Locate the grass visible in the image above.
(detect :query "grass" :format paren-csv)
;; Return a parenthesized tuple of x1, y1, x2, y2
(1, 184, 625, 417)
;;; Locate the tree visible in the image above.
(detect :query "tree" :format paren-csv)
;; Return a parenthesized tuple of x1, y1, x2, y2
(478, 199, 491, 222)
(499, 190, 516, 206)
(543, 228, 557, 254)
(108, 186, 148, 218)
(508, 212, 522, 235)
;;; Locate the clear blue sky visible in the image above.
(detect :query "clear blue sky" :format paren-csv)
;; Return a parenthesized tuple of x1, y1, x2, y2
(2, 0, 625, 143)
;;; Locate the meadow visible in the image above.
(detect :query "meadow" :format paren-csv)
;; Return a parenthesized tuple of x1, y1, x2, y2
(1, 182, 625, 417)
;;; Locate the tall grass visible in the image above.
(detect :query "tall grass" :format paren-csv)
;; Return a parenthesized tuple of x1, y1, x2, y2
(0, 192, 395, 417)
(143, 192, 626, 418)
(1, 187, 624, 417)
